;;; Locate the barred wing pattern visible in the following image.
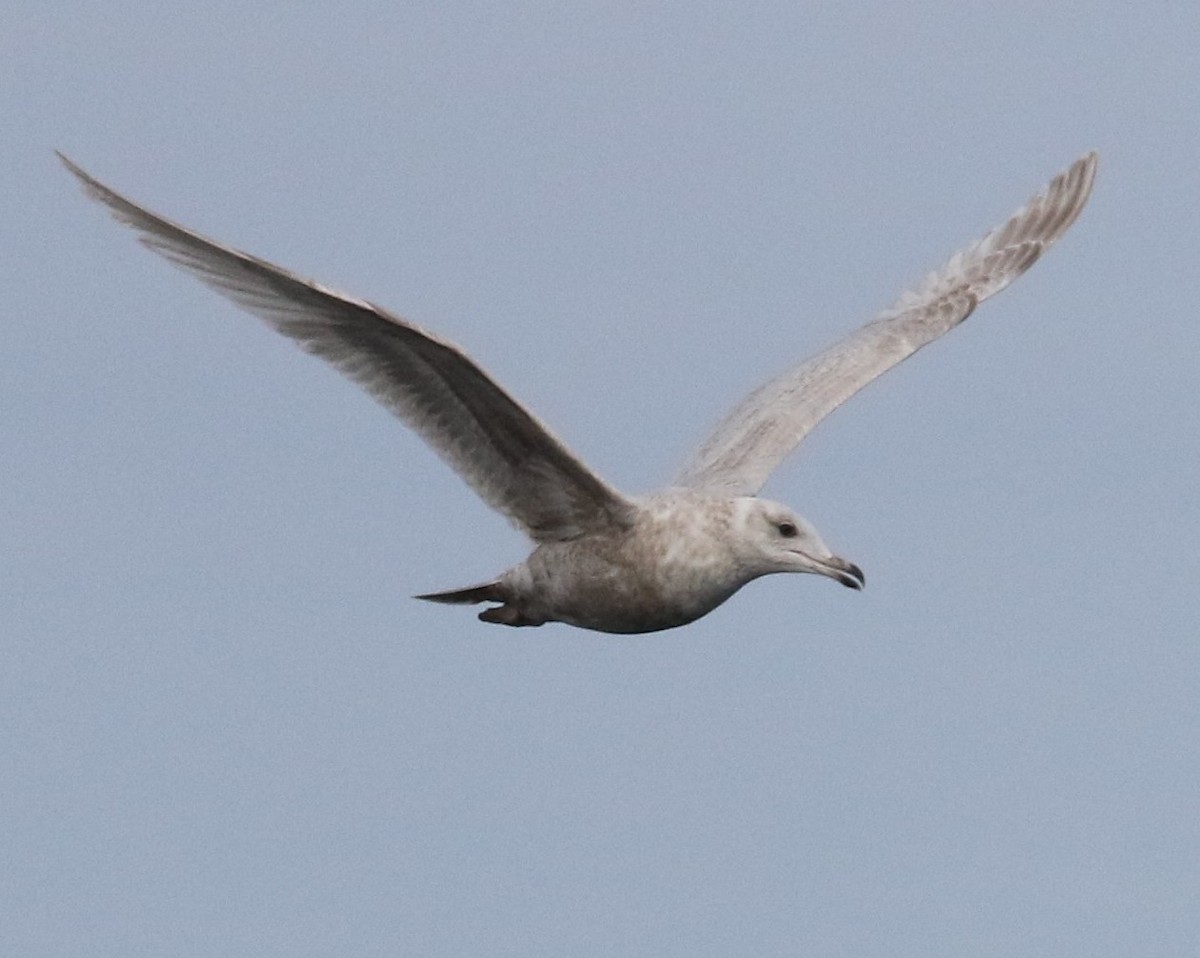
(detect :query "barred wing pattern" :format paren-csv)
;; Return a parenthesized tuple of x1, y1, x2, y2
(675, 153, 1097, 496)
(60, 154, 635, 542)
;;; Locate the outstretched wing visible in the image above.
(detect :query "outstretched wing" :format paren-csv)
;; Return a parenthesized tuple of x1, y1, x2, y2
(675, 153, 1097, 496)
(61, 154, 635, 542)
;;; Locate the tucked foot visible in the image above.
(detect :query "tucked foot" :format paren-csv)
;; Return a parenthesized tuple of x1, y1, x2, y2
(478, 604, 544, 627)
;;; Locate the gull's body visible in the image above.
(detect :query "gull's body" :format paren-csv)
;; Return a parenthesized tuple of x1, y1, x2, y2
(481, 494, 757, 634)
(61, 152, 1095, 633)
(470, 492, 863, 633)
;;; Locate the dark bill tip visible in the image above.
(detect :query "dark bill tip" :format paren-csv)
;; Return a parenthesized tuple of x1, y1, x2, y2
(835, 561, 866, 591)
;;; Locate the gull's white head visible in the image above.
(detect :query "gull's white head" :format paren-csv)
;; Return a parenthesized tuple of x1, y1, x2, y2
(731, 498, 865, 589)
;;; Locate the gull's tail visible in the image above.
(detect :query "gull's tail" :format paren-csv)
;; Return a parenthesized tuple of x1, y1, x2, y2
(414, 581, 504, 605)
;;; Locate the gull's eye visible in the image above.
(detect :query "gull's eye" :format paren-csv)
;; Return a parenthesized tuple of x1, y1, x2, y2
(777, 521, 798, 538)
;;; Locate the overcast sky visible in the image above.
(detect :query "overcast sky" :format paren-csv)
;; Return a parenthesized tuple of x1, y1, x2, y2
(5, 3, 1199, 956)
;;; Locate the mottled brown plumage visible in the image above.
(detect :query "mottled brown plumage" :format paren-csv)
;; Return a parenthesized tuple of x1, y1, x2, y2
(61, 152, 1094, 633)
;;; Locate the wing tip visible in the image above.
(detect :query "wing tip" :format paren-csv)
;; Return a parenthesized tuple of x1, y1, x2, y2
(56, 150, 104, 194)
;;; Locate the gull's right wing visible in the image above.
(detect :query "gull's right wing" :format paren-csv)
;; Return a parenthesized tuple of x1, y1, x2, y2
(61, 154, 636, 542)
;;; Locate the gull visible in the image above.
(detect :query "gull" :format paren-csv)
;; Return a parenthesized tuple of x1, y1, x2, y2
(61, 152, 1096, 633)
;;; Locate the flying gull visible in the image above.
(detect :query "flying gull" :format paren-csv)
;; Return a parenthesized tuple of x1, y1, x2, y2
(61, 152, 1096, 633)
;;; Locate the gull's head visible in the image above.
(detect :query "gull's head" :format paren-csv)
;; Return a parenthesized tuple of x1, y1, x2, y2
(732, 498, 864, 590)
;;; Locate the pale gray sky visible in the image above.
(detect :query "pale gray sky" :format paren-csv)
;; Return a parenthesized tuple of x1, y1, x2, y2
(5, 3, 1198, 956)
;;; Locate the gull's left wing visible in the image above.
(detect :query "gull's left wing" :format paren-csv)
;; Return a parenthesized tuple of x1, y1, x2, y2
(675, 153, 1097, 496)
